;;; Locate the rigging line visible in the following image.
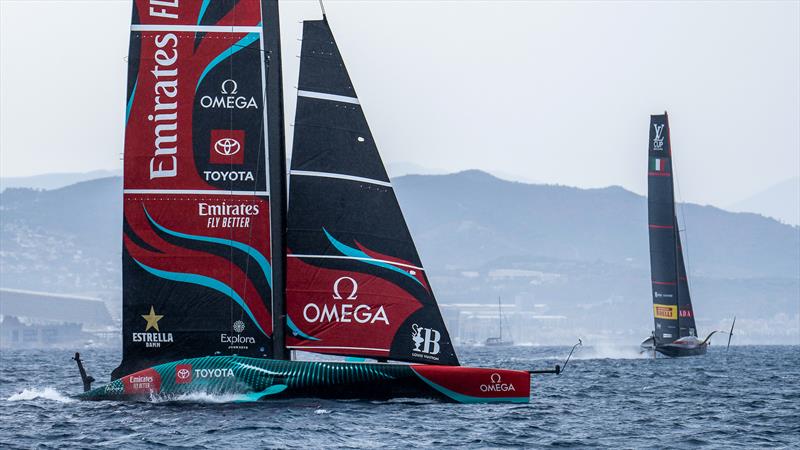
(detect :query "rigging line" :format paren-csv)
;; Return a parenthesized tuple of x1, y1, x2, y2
(233, 7, 265, 326)
(236, 30, 270, 323)
(232, 26, 270, 327)
(671, 138, 693, 297)
(224, 14, 236, 321)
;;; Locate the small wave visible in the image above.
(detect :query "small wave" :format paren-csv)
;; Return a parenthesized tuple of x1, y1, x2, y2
(381, 397, 440, 405)
(7, 387, 75, 403)
(314, 408, 331, 414)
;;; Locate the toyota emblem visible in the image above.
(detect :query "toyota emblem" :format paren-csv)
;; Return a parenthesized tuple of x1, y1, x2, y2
(214, 137, 241, 156)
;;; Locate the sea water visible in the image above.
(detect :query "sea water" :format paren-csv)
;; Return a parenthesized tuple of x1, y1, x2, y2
(1, 346, 797, 448)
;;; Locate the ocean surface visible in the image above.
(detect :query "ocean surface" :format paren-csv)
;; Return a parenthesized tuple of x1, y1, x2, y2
(1, 345, 798, 448)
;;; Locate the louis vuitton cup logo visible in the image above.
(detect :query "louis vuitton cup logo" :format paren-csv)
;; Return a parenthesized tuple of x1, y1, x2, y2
(653, 123, 666, 151)
(411, 324, 441, 355)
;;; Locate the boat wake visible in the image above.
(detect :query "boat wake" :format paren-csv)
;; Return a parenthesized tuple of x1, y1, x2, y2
(575, 345, 647, 360)
(7, 387, 75, 403)
(147, 392, 254, 404)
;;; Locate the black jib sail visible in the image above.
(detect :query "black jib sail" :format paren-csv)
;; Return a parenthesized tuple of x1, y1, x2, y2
(647, 113, 697, 345)
(284, 17, 459, 365)
(113, 0, 284, 379)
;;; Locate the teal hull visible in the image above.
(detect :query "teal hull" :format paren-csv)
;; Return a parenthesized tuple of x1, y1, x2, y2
(77, 355, 531, 404)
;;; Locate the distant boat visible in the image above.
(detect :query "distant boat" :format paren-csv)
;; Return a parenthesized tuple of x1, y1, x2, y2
(640, 112, 717, 357)
(485, 297, 514, 347)
(72, 0, 543, 403)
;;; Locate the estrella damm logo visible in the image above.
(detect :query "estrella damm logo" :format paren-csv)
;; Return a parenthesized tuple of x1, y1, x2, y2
(654, 304, 678, 320)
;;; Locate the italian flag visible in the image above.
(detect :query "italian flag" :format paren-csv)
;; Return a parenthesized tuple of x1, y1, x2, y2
(651, 158, 667, 172)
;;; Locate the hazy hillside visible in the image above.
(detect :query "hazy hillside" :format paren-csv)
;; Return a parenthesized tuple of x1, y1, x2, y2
(0, 178, 121, 296)
(1, 172, 798, 343)
(395, 170, 799, 279)
(0, 170, 120, 192)
(729, 176, 800, 226)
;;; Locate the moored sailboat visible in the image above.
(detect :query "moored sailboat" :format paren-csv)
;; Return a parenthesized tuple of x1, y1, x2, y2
(74, 0, 551, 403)
(485, 297, 514, 347)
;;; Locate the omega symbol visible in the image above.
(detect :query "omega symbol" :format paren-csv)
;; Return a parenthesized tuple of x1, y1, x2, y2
(221, 79, 238, 95)
(333, 276, 358, 300)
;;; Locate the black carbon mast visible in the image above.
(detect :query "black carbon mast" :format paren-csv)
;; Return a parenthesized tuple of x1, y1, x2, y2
(263, 0, 290, 360)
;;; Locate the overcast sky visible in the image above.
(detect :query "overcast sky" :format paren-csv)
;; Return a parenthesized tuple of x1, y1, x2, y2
(1, 0, 798, 208)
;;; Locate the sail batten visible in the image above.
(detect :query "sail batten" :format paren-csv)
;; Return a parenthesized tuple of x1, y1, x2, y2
(288, 254, 425, 271)
(130, 25, 263, 33)
(289, 170, 393, 187)
(297, 90, 361, 104)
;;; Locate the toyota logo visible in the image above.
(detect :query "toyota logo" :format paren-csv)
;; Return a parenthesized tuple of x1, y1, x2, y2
(177, 368, 191, 380)
(490, 373, 502, 383)
(214, 137, 241, 156)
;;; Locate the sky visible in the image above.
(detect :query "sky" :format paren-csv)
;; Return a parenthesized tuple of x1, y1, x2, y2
(0, 0, 798, 208)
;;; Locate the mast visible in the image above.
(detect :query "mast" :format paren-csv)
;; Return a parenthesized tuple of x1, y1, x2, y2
(262, 0, 290, 360)
(673, 214, 681, 335)
(647, 112, 680, 345)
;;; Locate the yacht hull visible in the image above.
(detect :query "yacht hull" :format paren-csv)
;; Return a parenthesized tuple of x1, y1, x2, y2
(655, 343, 707, 358)
(640, 337, 707, 357)
(77, 355, 531, 403)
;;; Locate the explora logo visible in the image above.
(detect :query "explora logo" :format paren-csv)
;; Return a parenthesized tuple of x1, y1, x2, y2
(411, 324, 441, 355)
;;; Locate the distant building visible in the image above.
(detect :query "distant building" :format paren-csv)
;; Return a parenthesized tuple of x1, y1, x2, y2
(439, 302, 567, 346)
(0, 288, 115, 348)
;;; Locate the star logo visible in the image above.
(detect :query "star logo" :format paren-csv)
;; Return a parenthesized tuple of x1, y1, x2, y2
(141, 306, 164, 332)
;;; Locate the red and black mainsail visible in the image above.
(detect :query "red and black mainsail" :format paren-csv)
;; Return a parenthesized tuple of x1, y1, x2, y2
(284, 18, 459, 365)
(114, 0, 285, 379)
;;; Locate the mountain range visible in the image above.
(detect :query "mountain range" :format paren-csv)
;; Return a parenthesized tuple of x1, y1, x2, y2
(1, 171, 797, 344)
(0, 170, 121, 192)
(728, 176, 800, 226)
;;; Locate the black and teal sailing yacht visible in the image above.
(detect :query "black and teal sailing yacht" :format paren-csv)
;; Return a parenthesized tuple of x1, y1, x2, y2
(640, 112, 709, 358)
(75, 0, 540, 403)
